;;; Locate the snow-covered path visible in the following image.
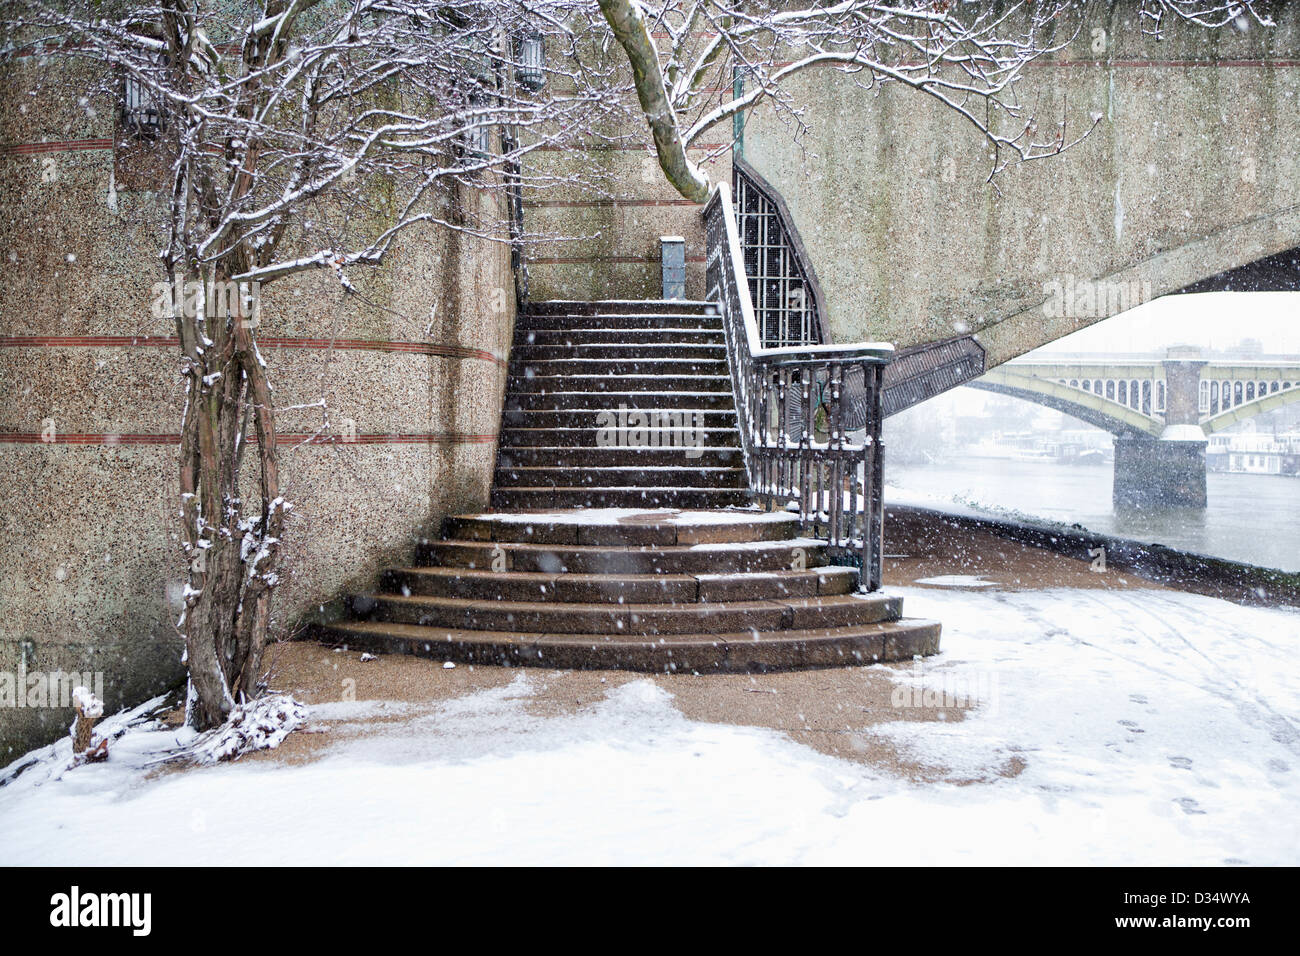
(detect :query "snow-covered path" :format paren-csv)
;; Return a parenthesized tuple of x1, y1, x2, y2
(2, 587, 1297, 865)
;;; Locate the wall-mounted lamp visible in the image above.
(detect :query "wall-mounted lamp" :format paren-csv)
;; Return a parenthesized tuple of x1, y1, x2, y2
(122, 70, 165, 137)
(514, 31, 546, 92)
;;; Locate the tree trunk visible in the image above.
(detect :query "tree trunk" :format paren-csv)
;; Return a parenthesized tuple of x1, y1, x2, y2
(177, 271, 286, 730)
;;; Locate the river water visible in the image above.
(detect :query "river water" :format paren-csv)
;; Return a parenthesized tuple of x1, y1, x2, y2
(886, 457, 1300, 572)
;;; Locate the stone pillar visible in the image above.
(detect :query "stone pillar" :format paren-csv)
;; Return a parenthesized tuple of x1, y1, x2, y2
(1113, 435, 1208, 508)
(1113, 347, 1208, 508)
(1162, 346, 1208, 428)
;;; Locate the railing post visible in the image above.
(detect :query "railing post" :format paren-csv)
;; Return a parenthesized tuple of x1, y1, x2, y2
(868, 363, 885, 591)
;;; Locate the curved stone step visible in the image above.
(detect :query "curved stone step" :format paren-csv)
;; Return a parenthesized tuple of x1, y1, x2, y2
(381, 566, 859, 604)
(444, 510, 797, 545)
(494, 466, 747, 489)
(417, 537, 828, 574)
(349, 592, 902, 635)
(490, 487, 752, 509)
(316, 617, 941, 672)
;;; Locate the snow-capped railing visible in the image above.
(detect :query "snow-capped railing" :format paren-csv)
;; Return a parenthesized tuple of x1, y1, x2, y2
(703, 181, 894, 591)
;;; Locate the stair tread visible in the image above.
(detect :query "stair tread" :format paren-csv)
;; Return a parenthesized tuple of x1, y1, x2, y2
(431, 537, 826, 554)
(357, 592, 889, 614)
(325, 616, 937, 646)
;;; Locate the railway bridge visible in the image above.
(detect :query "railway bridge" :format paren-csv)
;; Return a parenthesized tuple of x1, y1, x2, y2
(968, 349, 1300, 506)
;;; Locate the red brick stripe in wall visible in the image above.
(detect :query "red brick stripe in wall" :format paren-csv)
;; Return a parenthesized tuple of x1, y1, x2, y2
(0, 335, 507, 368)
(0, 432, 497, 446)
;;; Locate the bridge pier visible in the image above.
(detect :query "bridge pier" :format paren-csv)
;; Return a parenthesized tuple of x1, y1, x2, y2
(1114, 348, 1208, 508)
(1113, 435, 1207, 508)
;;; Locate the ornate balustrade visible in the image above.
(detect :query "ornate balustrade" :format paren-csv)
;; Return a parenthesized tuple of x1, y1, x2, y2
(704, 181, 893, 590)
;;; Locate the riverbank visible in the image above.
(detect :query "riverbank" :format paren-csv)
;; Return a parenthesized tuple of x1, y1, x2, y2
(884, 503, 1300, 608)
(886, 458, 1300, 572)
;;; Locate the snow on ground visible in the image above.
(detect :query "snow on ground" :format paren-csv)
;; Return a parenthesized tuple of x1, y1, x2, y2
(1, 587, 1297, 865)
(913, 574, 996, 587)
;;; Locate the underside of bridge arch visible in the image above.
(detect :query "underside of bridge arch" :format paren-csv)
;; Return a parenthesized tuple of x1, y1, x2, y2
(1175, 246, 1300, 295)
(966, 378, 1164, 438)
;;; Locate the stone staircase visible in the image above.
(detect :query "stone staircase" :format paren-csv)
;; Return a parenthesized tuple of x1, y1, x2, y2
(493, 300, 749, 509)
(318, 300, 940, 671)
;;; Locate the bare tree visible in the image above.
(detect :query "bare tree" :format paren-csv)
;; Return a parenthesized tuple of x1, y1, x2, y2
(1, 0, 621, 730)
(598, 0, 1278, 201)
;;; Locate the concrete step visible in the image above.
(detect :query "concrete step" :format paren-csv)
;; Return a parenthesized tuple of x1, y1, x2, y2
(348, 592, 902, 636)
(521, 329, 724, 346)
(523, 300, 716, 316)
(490, 487, 753, 509)
(499, 427, 741, 448)
(505, 391, 737, 411)
(511, 358, 729, 377)
(380, 566, 859, 604)
(500, 409, 737, 429)
(316, 616, 942, 672)
(494, 466, 748, 489)
(442, 510, 798, 545)
(515, 313, 724, 332)
(512, 343, 726, 361)
(507, 374, 732, 393)
(417, 537, 826, 574)
(496, 446, 743, 468)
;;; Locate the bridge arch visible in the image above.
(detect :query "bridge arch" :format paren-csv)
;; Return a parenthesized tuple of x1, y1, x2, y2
(968, 370, 1163, 438)
(968, 361, 1300, 438)
(1201, 384, 1300, 435)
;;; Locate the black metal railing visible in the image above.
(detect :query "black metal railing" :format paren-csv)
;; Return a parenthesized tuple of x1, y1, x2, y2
(704, 181, 893, 590)
(733, 158, 826, 348)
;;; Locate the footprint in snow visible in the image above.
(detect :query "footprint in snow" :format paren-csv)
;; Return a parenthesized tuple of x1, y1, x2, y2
(1169, 756, 1192, 770)
(1175, 797, 1206, 815)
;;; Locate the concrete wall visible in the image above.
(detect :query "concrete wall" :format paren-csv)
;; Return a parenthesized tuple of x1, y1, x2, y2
(523, 39, 731, 301)
(0, 60, 515, 758)
(741, 2, 1300, 366)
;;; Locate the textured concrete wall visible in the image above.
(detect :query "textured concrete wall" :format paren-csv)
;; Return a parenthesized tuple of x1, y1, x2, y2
(0, 60, 515, 758)
(523, 43, 731, 301)
(742, 3, 1300, 366)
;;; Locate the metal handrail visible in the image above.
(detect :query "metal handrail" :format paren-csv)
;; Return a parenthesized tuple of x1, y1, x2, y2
(703, 181, 894, 590)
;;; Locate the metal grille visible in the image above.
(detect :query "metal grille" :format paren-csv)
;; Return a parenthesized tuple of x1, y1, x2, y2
(734, 165, 821, 349)
(881, 336, 987, 417)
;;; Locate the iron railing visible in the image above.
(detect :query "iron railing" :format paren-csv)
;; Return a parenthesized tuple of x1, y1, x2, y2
(704, 181, 893, 590)
(733, 158, 826, 348)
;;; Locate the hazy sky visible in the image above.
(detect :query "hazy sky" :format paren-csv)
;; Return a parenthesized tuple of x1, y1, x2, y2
(1035, 291, 1300, 356)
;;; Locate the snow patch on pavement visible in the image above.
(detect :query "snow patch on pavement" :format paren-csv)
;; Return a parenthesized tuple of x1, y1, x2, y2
(1, 588, 1297, 864)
